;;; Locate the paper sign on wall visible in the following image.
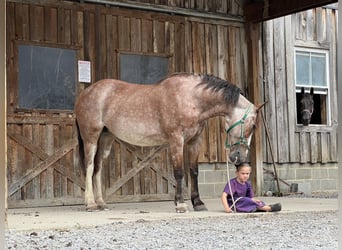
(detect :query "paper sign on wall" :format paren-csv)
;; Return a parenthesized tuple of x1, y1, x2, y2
(78, 60, 91, 83)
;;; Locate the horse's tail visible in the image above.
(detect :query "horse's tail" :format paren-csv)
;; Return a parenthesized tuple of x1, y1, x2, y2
(76, 119, 86, 176)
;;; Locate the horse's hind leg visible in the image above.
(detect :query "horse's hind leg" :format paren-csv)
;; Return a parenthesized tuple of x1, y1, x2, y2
(93, 131, 115, 210)
(83, 142, 99, 211)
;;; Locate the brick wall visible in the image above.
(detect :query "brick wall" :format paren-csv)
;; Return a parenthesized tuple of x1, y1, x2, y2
(198, 162, 338, 198)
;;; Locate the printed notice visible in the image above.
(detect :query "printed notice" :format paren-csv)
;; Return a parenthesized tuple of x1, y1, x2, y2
(78, 60, 91, 83)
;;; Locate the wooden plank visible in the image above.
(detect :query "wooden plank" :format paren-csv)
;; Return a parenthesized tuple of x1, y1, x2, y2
(227, 26, 237, 83)
(175, 22, 185, 72)
(7, 3, 18, 114)
(95, 11, 107, 80)
(14, 3, 30, 40)
(8, 197, 84, 209)
(299, 132, 308, 163)
(166, 21, 175, 72)
(153, 20, 165, 53)
(310, 132, 318, 163)
(22, 124, 33, 199)
(205, 24, 219, 162)
(118, 16, 131, 51)
(284, 15, 297, 162)
(191, 21, 205, 73)
(217, 25, 228, 80)
(106, 15, 118, 78)
(316, 7, 327, 43)
(44, 7, 58, 43)
(320, 133, 329, 163)
(245, 22, 263, 194)
(7, 114, 74, 125)
(306, 9, 315, 41)
(141, 19, 153, 53)
(130, 17, 142, 52)
(30, 5, 44, 41)
(273, 17, 289, 163)
(32, 124, 41, 199)
(184, 22, 192, 72)
(83, 11, 96, 81)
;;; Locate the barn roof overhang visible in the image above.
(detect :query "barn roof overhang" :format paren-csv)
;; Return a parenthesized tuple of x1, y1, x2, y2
(243, 0, 338, 22)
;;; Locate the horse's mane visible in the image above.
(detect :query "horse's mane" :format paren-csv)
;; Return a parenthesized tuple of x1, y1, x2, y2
(161, 73, 241, 106)
(197, 74, 241, 106)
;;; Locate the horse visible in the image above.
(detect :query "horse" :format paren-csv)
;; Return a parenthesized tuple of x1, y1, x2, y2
(299, 87, 314, 126)
(75, 73, 263, 213)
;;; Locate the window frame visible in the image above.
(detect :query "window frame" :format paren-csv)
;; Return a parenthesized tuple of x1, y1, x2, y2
(294, 47, 331, 127)
(13, 42, 80, 114)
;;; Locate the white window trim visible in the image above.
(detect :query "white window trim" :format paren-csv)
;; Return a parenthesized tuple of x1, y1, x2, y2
(294, 47, 331, 126)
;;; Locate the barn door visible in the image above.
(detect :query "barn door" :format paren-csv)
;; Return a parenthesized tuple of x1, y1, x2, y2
(7, 115, 84, 208)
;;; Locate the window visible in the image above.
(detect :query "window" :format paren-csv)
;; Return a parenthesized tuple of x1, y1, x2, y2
(294, 48, 330, 125)
(119, 53, 169, 84)
(18, 45, 77, 110)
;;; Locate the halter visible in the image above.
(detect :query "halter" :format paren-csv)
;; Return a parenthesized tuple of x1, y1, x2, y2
(225, 103, 253, 149)
(301, 109, 313, 116)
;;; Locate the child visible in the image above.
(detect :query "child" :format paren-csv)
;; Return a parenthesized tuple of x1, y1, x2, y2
(221, 162, 281, 213)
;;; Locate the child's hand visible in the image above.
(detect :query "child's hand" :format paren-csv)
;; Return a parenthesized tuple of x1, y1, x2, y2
(224, 207, 233, 213)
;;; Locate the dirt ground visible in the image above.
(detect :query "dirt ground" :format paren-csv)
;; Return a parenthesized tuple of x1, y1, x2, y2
(6, 197, 338, 231)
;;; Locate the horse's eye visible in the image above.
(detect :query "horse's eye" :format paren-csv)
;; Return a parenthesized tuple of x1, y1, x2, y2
(252, 124, 257, 130)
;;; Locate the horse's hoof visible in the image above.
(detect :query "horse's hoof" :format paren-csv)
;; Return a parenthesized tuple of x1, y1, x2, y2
(193, 204, 208, 211)
(86, 205, 100, 212)
(98, 204, 109, 211)
(175, 202, 189, 213)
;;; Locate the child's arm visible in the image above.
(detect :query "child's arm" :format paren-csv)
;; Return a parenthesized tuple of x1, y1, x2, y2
(221, 192, 232, 213)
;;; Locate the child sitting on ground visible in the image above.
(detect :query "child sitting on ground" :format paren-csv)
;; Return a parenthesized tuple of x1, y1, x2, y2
(221, 162, 281, 213)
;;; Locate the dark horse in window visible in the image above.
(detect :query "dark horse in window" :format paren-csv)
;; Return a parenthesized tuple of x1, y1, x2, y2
(299, 87, 314, 126)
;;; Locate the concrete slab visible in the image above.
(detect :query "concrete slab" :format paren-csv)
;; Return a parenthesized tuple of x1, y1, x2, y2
(6, 197, 337, 232)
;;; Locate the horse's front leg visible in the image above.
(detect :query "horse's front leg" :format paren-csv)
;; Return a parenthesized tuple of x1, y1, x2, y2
(170, 142, 188, 213)
(188, 137, 207, 211)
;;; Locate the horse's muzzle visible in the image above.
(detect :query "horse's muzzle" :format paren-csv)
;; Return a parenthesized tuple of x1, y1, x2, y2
(229, 150, 247, 165)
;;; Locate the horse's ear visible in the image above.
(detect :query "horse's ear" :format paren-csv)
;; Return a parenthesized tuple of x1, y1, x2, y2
(310, 87, 314, 95)
(256, 101, 267, 112)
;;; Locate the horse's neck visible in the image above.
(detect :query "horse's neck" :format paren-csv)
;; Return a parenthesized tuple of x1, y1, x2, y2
(197, 94, 249, 121)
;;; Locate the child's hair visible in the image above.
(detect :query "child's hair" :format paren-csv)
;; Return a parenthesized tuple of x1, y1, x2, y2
(236, 162, 251, 171)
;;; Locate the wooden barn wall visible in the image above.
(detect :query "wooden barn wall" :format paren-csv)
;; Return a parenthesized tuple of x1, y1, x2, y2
(6, 0, 247, 207)
(262, 6, 338, 164)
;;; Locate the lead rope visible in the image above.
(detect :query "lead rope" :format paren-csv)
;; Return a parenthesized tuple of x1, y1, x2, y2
(225, 150, 242, 213)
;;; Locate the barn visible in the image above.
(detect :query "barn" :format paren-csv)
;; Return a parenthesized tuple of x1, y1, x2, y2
(1, 0, 339, 211)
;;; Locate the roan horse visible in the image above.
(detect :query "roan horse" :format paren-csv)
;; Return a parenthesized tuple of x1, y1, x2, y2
(299, 87, 314, 126)
(75, 73, 262, 212)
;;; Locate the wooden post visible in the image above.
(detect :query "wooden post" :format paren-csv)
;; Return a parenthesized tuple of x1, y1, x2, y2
(0, 0, 7, 244)
(245, 22, 264, 195)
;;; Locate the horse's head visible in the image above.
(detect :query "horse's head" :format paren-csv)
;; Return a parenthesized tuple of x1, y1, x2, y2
(300, 88, 314, 126)
(225, 102, 264, 165)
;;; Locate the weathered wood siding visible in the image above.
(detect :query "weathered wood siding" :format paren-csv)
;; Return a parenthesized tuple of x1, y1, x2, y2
(262, 6, 338, 164)
(6, 0, 248, 207)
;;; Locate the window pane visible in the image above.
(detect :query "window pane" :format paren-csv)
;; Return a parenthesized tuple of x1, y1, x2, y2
(119, 53, 169, 84)
(295, 52, 310, 85)
(18, 45, 76, 110)
(311, 53, 326, 87)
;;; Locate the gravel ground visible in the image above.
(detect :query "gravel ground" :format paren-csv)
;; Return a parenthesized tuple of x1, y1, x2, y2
(5, 210, 337, 250)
